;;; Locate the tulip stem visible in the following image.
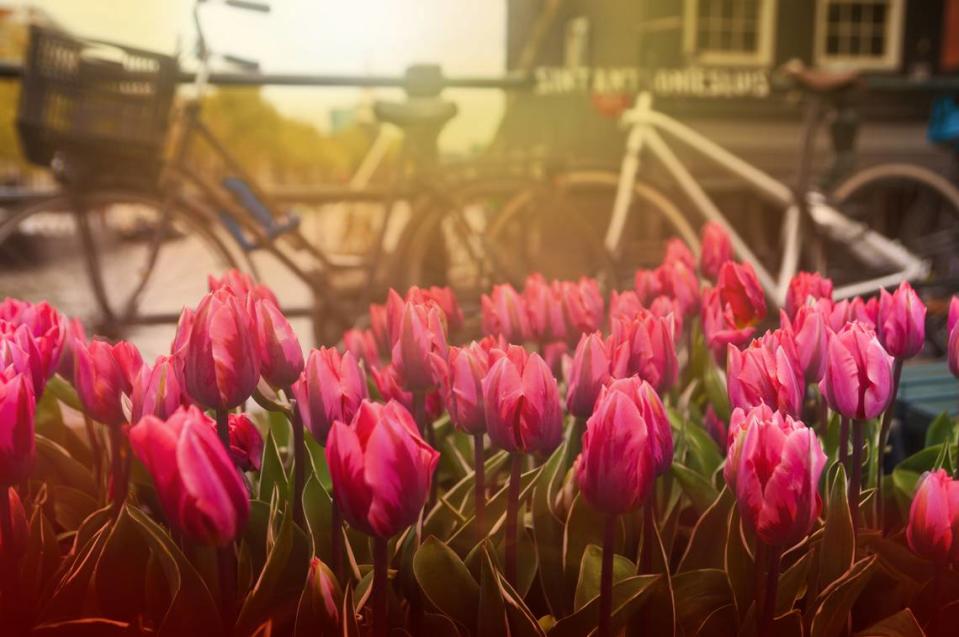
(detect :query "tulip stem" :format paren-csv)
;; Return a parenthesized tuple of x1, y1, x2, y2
(217, 544, 237, 629)
(473, 433, 486, 543)
(838, 416, 850, 472)
(758, 544, 781, 637)
(504, 453, 523, 587)
(82, 413, 103, 496)
(597, 513, 617, 637)
(287, 394, 306, 528)
(639, 501, 656, 574)
(215, 409, 230, 450)
(875, 358, 903, 532)
(372, 536, 389, 637)
(850, 420, 864, 530)
(108, 425, 127, 513)
(412, 391, 437, 508)
(330, 498, 344, 583)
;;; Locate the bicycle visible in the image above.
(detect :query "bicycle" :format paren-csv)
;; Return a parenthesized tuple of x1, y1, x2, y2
(486, 63, 959, 308)
(0, 0, 530, 349)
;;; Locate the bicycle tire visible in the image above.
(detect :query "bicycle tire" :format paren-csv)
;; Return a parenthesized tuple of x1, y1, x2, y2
(0, 188, 240, 347)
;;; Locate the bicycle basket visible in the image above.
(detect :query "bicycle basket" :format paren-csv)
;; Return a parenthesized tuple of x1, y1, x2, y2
(16, 25, 177, 172)
(927, 95, 959, 148)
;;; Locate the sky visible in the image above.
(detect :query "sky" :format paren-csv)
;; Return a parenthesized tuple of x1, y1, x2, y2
(15, 0, 507, 152)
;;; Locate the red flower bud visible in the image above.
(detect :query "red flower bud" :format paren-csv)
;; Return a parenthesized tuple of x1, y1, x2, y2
(907, 469, 959, 564)
(609, 311, 679, 393)
(341, 328, 379, 370)
(482, 284, 531, 344)
(566, 332, 611, 419)
(73, 339, 142, 426)
(699, 222, 732, 281)
(784, 272, 833, 319)
(253, 297, 304, 388)
(292, 348, 368, 445)
(559, 277, 604, 338)
(524, 274, 567, 343)
(601, 376, 673, 476)
(131, 355, 188, 423)
(0, 372, 35, 486)
(726, 339, 803, 418)
(446, 341, 492, 435)
(819, 322, 894, 420)
(221, 413, 264, 472)
(877, 281, 926, 359)
(717, 261, 766, 327)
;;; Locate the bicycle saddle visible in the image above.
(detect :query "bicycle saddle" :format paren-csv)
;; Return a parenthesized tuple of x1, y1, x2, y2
(781, 61, 861, 94)
(373, 98, 458, 129)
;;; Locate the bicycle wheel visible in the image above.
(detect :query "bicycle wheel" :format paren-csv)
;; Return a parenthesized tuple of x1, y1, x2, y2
(485, 170, 699, 290)
(0, 189, 239, 354)
(831, 163, 959, 351)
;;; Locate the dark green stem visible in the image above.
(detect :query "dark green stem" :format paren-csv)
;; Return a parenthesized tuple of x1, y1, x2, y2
(287, 393, 306, 528)
(217, 544, 237, 629)
(215, 408, 230, 450)
(330, 497, 344, 583)
(876, 358, 903, 532)
(838, 416, 850, 472)
(597, 513, 617, 637)
(109, 425, 127, 513)
(850, 420, 864, 530)
(505, 453, 523, 587)
(473, 433, 486, 543)
(373, 536, 389, 637)
(758, 545, 782, 637)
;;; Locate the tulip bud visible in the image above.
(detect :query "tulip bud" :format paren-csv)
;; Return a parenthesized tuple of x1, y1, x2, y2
(906, 469, 959, 564)
(723, 403, 779, 487)
(446, 342, 492, 435)
(785, 272, 833, 319)
(56, 317, 86, 382)
(183, 289, 260, 412)
(482, 284, 531, 343)
(566, 332, 611, 419)
(657, 261, 701, 317)
(524, 274, 567, 343)
(131, 355, 188, 423)
(208, 268, 279, 306)
(949, 297, 959, 378)
(0, 486, 28, 557)
(370, 363, 443, 423)
(609, 311, 679, 392)
(130, 405, 250, 545)
(0, 372, 35, 487)
(781, 306, 828, 383)
(391, 301, 449, 393)
(729, 410, 826, 547)
(560, 278, 605, 338)
(326, 400, 439, 537)
(406, 286, 464, 333)
(702, 287, 755, 366)
(717, 261, 766, 327)
(341, 328, 379, 370)
(542, 341, 568, 379)
(171, 307, 195, 360)
(482, 346, 563, 455)
(74, 338, 142, 426)
(368, 302, 391, 358)
(299, 558, 342, 633)
(649, 296, 684, 342)
(601, 376, 673, 476)
(849, 296, 879, 330)
(609, 290, 643, 321)
(877, 281, 926, 360)
(700, 222, 733, 281)
(663, 238, 696, 269)
(576, 391, 654, 514)
(726, 340, 803, 418)
(634, 269, 663, 306)
(819, 322, 894, 420)
(253, 298, 304, 389)
(222, 413, 264, 472)
(292, 348, 368, 446)
(0, 325, 37, 392)
(0, 299, 66, 391)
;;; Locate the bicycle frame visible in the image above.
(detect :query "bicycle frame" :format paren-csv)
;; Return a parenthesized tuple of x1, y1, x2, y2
(604, 92, 929, 307)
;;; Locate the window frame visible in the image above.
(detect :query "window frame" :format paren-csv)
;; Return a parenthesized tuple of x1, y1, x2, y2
(813, 0, 905, 71)
(683, 0, 778, 67)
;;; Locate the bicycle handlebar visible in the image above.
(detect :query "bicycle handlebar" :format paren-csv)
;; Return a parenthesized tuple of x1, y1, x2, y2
(223, 0, 271, 12)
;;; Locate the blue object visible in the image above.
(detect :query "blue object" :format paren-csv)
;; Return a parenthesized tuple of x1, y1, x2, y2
(927, 96, 959, 148)
(218, 176, 300, 252)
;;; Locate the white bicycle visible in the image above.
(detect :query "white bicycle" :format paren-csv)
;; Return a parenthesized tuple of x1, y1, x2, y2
(485, 65, 959, 309)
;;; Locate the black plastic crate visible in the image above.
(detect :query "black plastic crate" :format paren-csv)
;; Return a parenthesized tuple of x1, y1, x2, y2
(16, 25, 177, 173)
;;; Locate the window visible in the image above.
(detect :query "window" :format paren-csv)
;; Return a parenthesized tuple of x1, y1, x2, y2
(683, 0, 777, 66)
(815, 0, 904, 70)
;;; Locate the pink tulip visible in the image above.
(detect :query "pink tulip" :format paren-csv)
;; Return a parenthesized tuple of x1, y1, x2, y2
(303, 558, 342, 629)
(819, 322, 894, 420)
(482, 345, 563, 455)
(524, 274, 567, 343)
(877, 281, 926, 360)
(634, 269, 663, 305)
(576, 390, 654, 514)
(949, 297, 959, 378)
(717, 262, 766, 327)
(649, 296, 684, 341)
(784, 272, 833, 319)
(0, 325, 39, 393)
(560, 277, 605, 338)
(699, 222, 733, 281)
(657, 261, 701, 317)
(906, 469, 959, 564)
(325, 400, 439, 537)
(341, 328, 380, 370)
(609, 290, 643, 321)
(371, 363, 445, 424)
(609, 311, 679, 392)
(542, 341, 568, 379)
(131, 355, 188, 423)
(56, 317, 86, 381)
(0, 299, 66, 388)
(702, 287, 756, 365)
(220, 413, 264, 472)
(566, 332, 611, 419)
(368, 302, 392, 358)
(73, 339, 143, 426)
(0, 486, 28, 556)
(406, 286, 464, 333)
(601, 377, 673, 476)
(849, 296, 879, 329)
(391, 301, 449, 393)
(292, 348, 368, 445)
(208, 268, 278, 306)
(253, 298, 304, 389)
(171, 307, 195, 360)
(724, 404, 778, 466)
(729, 410, 825, 547)
(0, 372, 35, 486)
(446, 341, 492, 435)
(726, 340, 803, 418)
(482, 284, 531, 344)
(129, 405, 250, 545)
(781, 306, 828, 383)
(183, 289, 260, 412)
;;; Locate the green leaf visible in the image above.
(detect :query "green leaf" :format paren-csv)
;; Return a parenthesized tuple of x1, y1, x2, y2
(49, 486, 98, 533)
(820, 463, 854, 589)
(32, 618, 134, 636)
(532, 440, 574, 618)
(891, 444, 954, 517)
(34, 436, 97, 497)
(412, 536, 480, 627)
(924, 412, 955, 447)
(93, 508, 150, 620)
(853, 609, 924, 637)
(682, 422, 724, 479)
(724, 508, 755, 620)
(548, 575, 660, 637)
(672, 569, 733, 637)
(776, 551, 811, 616)
(860, 534, 934, 584)
(477, 544, 509, 637)
(35, 386, 92, 468)
(672, 462, 720, 516)
(304, 434, 332, 491)
(293, 558, 342, 637)
(40, 524, 110, 622)
(302, 477, 333, 562)
(258, 429, 289, 503)
(498, 568, 548, 637)
(496, 513, 539, 600)
(423, 449, 509, 541)
(678, 487, 734, 573)
(422, 613, 462, 637)
(810, 556, 878, 637)
(562, 494, 612, 594)
(573, 544, 635, 611)
(703, 361, 731, 422)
